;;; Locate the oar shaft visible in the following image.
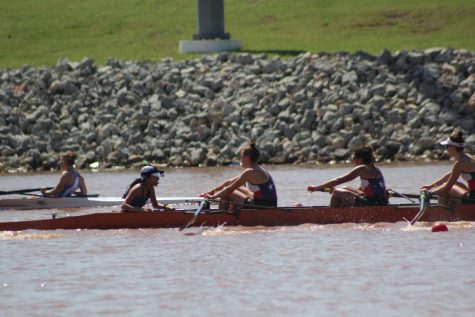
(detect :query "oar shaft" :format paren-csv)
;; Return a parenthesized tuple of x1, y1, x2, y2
(410, 192, 429, 225)
(0, 187, 53, 196)
(179, 199, 209, 231)
(389, 192, 420, 199)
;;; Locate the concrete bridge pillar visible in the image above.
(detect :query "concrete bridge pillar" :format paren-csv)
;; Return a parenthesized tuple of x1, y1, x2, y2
(180, 0, 241, 53)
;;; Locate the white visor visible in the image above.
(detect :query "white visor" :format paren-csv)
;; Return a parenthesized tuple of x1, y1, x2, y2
(151, 172, 161, 178)
(440, 137, 464, 148)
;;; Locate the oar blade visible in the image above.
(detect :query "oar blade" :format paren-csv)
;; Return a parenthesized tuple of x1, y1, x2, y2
(410, 191, 429, 225)
(179, 215, 198, 232)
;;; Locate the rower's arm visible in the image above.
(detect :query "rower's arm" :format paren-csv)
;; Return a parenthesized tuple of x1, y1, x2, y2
(207, 175, 239, 195)
(309, 168, 360, 192)
(212, 172, 248, 198)
(431, 165, 461, 194)
(422, 172, 451, 189)
(148, 188, 165, 209)
(78, 175, 87, 195)
(42, 174, 68, 197)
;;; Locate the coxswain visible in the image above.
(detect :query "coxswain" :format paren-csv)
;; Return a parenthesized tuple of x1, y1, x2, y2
(121, 165, 174, 212)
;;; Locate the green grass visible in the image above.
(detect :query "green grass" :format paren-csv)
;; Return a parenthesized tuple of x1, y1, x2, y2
(1, 0, 474, 67)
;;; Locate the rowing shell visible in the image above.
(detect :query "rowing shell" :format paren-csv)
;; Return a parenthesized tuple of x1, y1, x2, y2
(0, 203, 474, 231)
(0, 196, 205, 211)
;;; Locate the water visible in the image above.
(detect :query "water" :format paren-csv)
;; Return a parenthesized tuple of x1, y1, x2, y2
(1, 163, 474, 316)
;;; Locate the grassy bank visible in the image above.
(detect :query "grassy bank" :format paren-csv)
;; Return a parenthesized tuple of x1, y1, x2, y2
(1, 0, 474, 67)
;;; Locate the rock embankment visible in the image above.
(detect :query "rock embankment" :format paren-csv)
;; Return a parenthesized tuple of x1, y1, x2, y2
(0, 48, 474, 172)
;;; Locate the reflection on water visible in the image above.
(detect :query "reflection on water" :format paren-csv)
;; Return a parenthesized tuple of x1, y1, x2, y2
(0, 231, 63, 240)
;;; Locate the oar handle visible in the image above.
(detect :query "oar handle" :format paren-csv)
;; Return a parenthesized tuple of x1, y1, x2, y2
(387, 189, 436, 201)
(308, 187, 332, 193)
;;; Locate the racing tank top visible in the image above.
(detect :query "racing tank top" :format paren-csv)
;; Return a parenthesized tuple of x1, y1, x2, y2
(246, 171, 277, 201)
(58, 171, 81, 197)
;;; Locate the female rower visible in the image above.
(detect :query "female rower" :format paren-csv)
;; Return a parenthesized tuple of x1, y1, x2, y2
(41, 151, 87, 197)
(307, 146, 388, 207)
(204, 142, 277, 212)
(421, 129, 475, 204)
(121, 165, 174, 212)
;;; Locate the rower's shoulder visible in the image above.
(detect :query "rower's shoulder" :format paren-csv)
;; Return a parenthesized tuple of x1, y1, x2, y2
(352, 164, 368, 173)
(357, 164, 383, 178)
(59, 171, 73, 178)
(467, 153, 475, 162)
(459, 153, 475, 168)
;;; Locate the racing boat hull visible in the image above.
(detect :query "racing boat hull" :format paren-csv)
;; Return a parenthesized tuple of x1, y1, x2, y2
(0, 203, 474, 231)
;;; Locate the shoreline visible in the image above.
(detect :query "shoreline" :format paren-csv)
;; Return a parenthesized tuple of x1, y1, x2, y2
(0, 159, 453, 176)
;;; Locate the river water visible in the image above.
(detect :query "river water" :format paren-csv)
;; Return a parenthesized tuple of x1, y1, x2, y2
(1, 162, 474, 316)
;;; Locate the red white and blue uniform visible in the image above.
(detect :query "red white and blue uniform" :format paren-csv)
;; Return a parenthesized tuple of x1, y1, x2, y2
(246, 171, 277, 207)
(359, 176, 388, 206)
(461, 171, 475, 199)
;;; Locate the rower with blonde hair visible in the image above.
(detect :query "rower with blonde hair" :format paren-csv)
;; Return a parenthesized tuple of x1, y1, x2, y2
(41, 151, 87, 197)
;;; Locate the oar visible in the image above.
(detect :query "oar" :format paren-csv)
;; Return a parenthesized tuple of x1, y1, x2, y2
(21, 193, 100, 198)
(386, 189, 418, 203)
(0, 187, 53, 196)
(410, 191, 430, 225)
(314, 187, 430, 203)
(308, 187, 332, 194)
(179, 199, 209, 231)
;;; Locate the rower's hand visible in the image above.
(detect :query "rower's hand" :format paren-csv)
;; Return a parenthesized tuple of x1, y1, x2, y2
(420, 185, 431, 191)
(307, 186, 318, 192)
(163, 204, 175, 211)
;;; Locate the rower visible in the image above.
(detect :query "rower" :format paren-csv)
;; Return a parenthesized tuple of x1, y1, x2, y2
(41, 151, 87, 197)
(121, 165, 174, 212)
(203, 142, 278, 212)
(307, 146, 388, 207)
(421, 129, 475, 206)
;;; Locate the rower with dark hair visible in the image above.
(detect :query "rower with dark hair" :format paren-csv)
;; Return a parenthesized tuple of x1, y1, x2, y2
(421, 129, 475, 204)
(204, 142, 277, 212)
(121, 165, 174, 212)
(41, 150, 87, 197)
(307, 146, 388, 207)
